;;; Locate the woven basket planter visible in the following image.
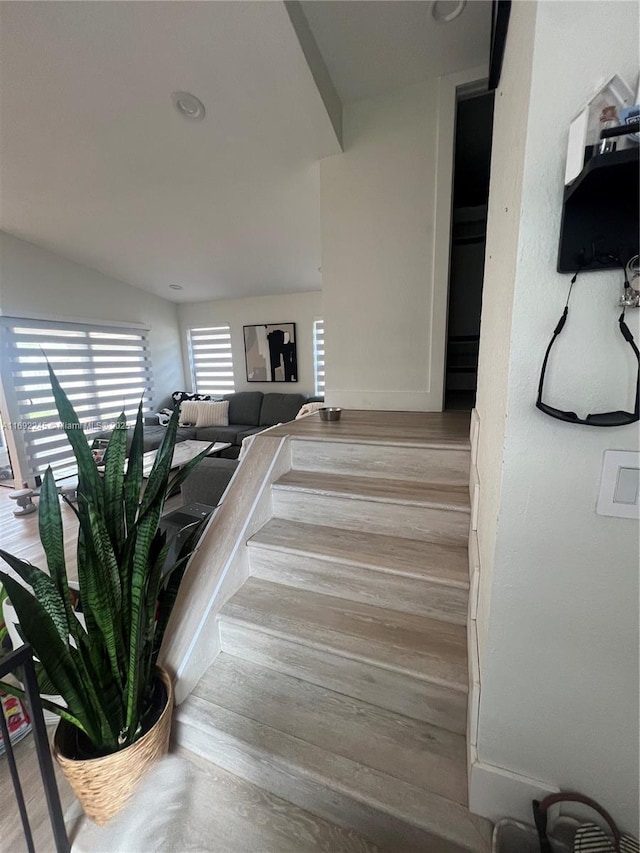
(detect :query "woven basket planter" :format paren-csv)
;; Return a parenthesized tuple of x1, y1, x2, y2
(52, 667, 174, 825)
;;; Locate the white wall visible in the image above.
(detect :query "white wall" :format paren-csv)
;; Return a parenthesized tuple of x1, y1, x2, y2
(474, 0, 537, 672)
(475, 1, 639, 832)
(178, 290, 322, 396)
(320, 82, 442, 411)
(0, 231, 185, 405)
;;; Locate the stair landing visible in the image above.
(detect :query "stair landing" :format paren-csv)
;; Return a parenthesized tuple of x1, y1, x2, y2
(267, 409, 471, 448)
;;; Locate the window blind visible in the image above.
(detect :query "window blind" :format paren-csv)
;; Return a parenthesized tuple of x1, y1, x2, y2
(188, 325, 235, 396)
(313, 319, 325, 395)
(0, 318, 153, 481)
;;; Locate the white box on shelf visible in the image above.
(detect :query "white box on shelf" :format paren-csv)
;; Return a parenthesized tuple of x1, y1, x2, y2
(565, 107, 588, 185)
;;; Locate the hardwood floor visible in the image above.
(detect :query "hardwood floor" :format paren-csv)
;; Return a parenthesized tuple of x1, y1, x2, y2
(0, 487, 80, 581)
(0, 723, 76, 853)
(1, 732, 380, 853)
(0, 490, 183, 583)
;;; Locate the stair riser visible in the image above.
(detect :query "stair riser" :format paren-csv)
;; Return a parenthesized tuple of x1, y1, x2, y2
(175, 715, 472, 853)
(248, 546, 468, 624)
(272, 489, 470, 544)
(291, 440, 470, 486)
(219, 619, 467, 734)
(197, 655, 468, 805)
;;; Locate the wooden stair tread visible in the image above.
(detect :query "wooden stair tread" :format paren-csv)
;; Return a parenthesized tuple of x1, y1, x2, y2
(249, 518, 469, 589)
(175, 747, 382, 853)
(195, 654, 468, 804)
(219, 578, 468, 691)
(274, 470, 471, 512)
(176, 693, 491, 853)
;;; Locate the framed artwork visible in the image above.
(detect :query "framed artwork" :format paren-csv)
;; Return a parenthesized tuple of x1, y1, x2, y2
(243, 322, 298, 383)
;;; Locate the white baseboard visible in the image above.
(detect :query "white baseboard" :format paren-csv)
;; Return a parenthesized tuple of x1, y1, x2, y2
(469, 760, 559, 824)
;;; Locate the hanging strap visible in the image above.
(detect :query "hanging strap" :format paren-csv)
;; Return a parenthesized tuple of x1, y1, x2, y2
(536, 269, 640, 427)
(533, 792, 622, 852)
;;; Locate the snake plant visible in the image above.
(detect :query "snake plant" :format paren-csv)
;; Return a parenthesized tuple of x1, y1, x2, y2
(0, 366, 211, 754)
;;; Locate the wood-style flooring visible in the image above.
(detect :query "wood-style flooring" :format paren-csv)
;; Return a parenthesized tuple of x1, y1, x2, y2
(268, 408, 471, 448)
(0, 724, 76, 853)
(0, 490, 183, 583)
(176, 410, 491, 851)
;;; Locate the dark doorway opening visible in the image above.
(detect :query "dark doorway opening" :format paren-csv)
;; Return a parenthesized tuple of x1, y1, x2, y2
(444, 90, 495, 411)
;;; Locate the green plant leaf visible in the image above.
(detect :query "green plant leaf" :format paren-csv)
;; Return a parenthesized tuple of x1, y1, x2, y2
(121, 402, 145, 621)
(38, 467, 67, 581)
(0, 536, 116, 739)
(138, 532, 171, 696)
(124, 403, 144, 536)
(0, 367, 196, 753)
(0, 550, 68, 643)
(0, 679, 87, 734)
(75, 502, 126, 687)
(152, 519, 206, 666)
(46, 362, 103, 503)
(0, 573, 101, 743)
(104, 411, 128, 555)
(75, 527, 99, 645)
(138, 405, 181, 517)
(38, 468, 82, 640)
(123, 502, 166, 740)
(35, 661, 59, 695)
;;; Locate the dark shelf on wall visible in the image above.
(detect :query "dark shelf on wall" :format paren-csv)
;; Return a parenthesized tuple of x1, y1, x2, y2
(558, 147, 639, 272)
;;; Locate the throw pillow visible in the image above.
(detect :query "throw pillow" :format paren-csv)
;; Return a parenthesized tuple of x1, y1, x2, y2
(194, 400, 229, 429)
(179, 400, 200, 426)
(171, 391, 212, 405)
(157, 407, 174, 426)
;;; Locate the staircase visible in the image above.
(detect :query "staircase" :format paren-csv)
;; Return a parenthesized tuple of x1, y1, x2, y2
(174, 419, 492, 852)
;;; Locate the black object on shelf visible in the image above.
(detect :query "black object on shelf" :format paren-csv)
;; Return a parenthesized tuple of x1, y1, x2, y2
(557, 148, 639, 273)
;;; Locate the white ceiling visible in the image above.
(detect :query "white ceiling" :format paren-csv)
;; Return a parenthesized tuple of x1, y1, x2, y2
(301, 0, 492, 104)
(0, 1, 491, 304)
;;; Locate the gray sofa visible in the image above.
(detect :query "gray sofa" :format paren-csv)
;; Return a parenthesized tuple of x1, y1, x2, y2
(98, 390, 317, 459)
(94, 390, 321, 508)
(191, 391, 310, 459)
(179, 391, 323, 507)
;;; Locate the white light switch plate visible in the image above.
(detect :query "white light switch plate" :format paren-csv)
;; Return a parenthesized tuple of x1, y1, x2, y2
(597, 451, 640, 519)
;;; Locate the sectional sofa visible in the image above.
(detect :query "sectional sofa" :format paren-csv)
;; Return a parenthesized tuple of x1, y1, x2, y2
(167, 391, 318, 458)
(93, 390, 320, 507)
(96, 390, 316, 457)
(176, 390, 323, 507)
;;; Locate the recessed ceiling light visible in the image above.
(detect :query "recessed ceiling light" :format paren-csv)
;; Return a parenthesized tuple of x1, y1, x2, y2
(431, 1, 467, 23)
(169, 284, 184, 290)
(171, 92, 205, 121)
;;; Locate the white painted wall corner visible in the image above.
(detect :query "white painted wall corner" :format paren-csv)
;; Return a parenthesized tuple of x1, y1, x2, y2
(468, 409, 558, 823)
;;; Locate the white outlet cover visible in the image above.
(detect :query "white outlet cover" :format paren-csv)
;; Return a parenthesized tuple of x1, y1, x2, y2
(597, 450, 640, 519)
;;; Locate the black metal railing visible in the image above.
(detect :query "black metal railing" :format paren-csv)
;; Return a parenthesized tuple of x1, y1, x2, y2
(0, 644, 70, 853)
